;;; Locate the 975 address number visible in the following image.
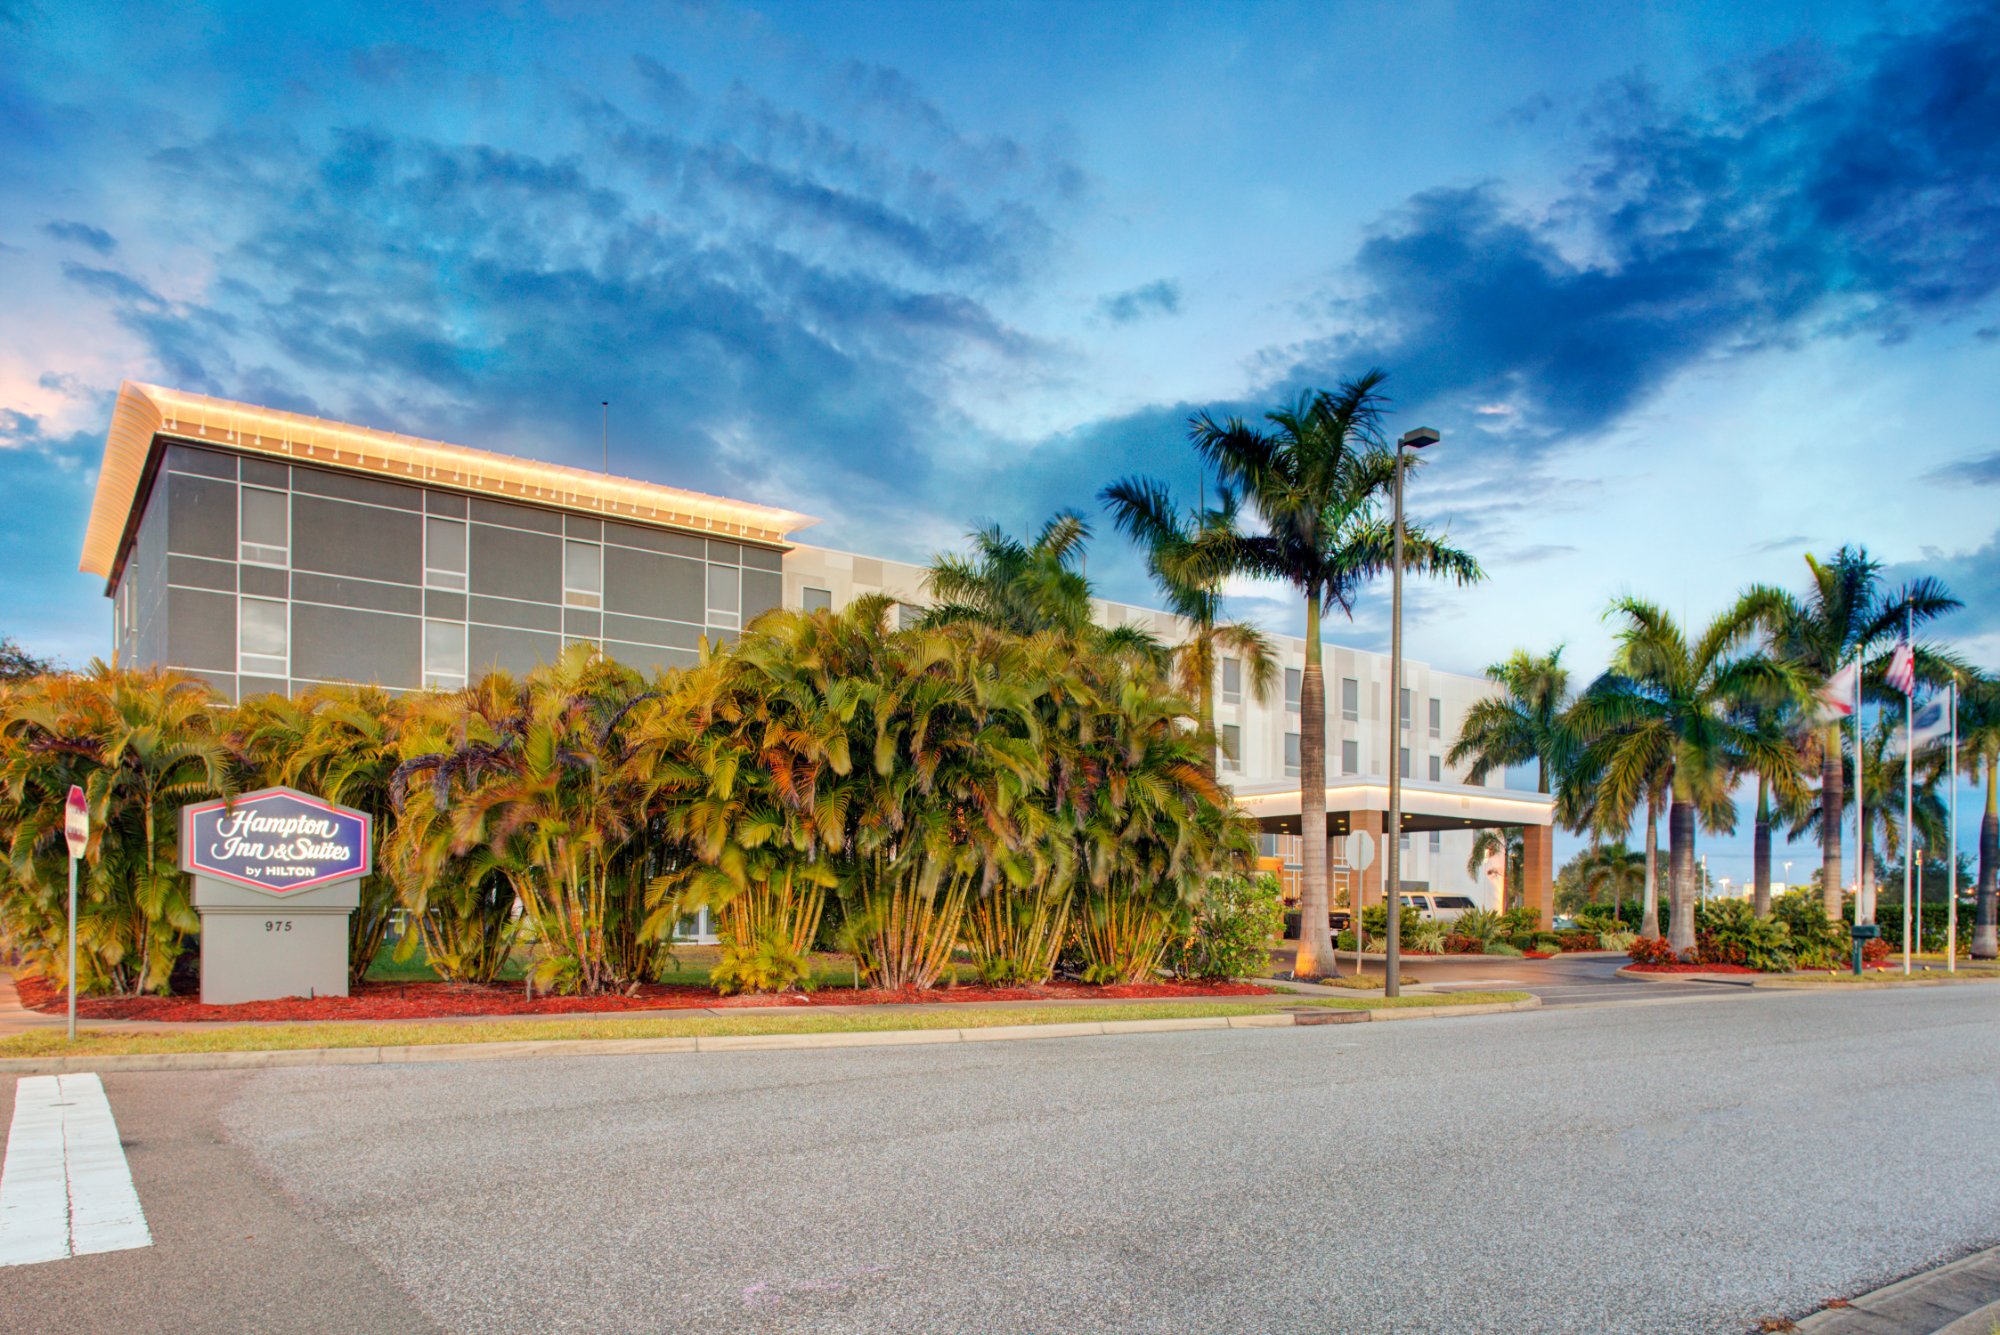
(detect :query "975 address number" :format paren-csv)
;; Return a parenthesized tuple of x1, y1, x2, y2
(264, 919, 293, 932)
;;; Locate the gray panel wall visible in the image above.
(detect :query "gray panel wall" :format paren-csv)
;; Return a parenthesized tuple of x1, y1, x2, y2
(115, 436, 789, 699)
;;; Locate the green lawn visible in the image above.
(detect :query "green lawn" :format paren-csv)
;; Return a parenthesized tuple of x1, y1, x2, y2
(0, 991, 1530, 1059)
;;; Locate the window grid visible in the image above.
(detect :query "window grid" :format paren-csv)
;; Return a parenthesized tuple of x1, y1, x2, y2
(1428, 754, 1442, 783)
(1341, 739, 1359, 775)
(1284, 732, 1301, 778)
(1399, 747, 1411, 779)
(238, 596, 289, 679)
(1399, 687, 1412, 730)
(1341, 677, 1359, 722)
(425, 517, 469, 591)
(563, 540, 603, 610)
(803, 586, 833, 613)
(423, 619, 467, 690)
(1220, 656, 1242, 705)
(1220, 724, 1241, 773)
(239, 486, 289, 568)
(1285, 667, 1301, 712)
(1428, 697, 1442, 738)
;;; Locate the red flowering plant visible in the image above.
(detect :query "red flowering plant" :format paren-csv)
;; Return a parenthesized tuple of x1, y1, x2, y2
(1626, 935, 1682, 966)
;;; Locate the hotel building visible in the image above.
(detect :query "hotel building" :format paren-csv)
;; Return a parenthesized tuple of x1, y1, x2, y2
(80, 382, 1556, 920)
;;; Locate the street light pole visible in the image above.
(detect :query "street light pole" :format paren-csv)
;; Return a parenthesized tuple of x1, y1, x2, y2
(1384, 426, 1437, 999)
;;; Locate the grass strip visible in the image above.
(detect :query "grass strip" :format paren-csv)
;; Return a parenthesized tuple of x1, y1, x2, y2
(0, 992, 1530, 1058)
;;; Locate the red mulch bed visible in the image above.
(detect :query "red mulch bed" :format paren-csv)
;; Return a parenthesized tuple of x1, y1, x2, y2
(13, 972, 1273, 1023)
(1625, 962, 1763, 975)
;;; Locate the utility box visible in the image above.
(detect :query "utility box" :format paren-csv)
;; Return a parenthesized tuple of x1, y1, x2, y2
(179, 787, 372, 1005)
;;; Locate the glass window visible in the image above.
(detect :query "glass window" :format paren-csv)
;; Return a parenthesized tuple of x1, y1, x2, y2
(1428, 697, 1442, 737)
(1400, 832, 1412, 851)
(1285, 667, 1301, 712)
(1429, 831, 1442, 854)
(239, 597, 287, 677)
(564, 541, 602, 609)
(1221, 657, 1242, 704)
(1283, 732, 1300, 777)
(1341, 739, 1359, 775)
(239, 487, 288, 566)
(803, 586, 833, 613)
(1341, 677, 1359, 721)
(1220, 723, 1241, 772)
(707, 564, 740, 628)
(424, 620, 466, 690)
(1400, 687, 1412, 729)
(425, 517, 468, 591)
(1399, 747, 1411, 779)
(1429, 754, 1442, 783)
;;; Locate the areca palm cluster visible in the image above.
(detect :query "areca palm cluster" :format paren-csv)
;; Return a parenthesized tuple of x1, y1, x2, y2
(0, 664, 232, 993)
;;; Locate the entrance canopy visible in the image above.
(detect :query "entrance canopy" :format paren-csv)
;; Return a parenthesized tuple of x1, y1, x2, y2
(1231, 778, 1555, 834)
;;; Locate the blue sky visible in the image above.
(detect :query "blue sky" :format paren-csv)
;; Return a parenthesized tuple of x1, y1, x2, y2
(3, 0, 1996, 881)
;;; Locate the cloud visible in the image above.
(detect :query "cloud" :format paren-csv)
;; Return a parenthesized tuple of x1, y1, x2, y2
(1887, 532, 2000, 666)
(1924, 452, 2000, 486)
(1749, 533, 1812, 553)
(1097, 278, 1181, 325)
(41, 219, 114, 253)
(1275, 4, 2000, 450)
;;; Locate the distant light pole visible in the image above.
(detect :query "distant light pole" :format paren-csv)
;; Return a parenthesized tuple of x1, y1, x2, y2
(1383, 425, 1438, 998)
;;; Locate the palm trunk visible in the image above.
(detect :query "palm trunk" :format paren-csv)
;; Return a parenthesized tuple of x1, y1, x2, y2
(1975, 757, 1997, 959)
(1640, 795, 1661, 939)
(1198, 647, 1218, 775)
(1668, 795, 1696, 955)
(1753, 777, 1772, 919)
(1820, 731, 1845, 923)
(1292, 596, 1336, 978)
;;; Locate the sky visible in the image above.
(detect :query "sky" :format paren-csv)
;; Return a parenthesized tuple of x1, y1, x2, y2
(2, 0, 1997, 883)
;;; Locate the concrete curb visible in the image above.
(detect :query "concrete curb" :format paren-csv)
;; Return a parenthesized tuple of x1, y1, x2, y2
(1616, 964, 2000, 989)
(0, 998, 1538, 1074)
(1794, 1241, 2000, 1334)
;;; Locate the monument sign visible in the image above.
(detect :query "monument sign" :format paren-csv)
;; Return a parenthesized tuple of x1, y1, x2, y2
(179, 787, 372, 1004)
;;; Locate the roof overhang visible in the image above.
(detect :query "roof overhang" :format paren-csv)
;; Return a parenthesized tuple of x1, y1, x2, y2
(80, 381, 819, 584)
(1232, 779, 1555, 833)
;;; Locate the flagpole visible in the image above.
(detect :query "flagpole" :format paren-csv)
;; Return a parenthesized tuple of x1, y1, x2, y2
(1948, 676, 1958, 973)
(1903, 610, 1914, 977)
(1854, 654, 1866, 925)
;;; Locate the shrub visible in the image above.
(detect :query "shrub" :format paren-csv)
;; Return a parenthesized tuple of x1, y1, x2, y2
(1695, 899, 1793, 972)
(1533, 935, 1565, 955)
(1164, 873, 1284, 980)
(1555, 931, 1601, 952)
(1497, 906, 1541, 937)
(1443, 933, 1484, 954)
(1406, 918, 1448, 955)
(1572, 911, 1621, 937)
(1451, 907, 1502, 945)
(1861, 936, 1891, 964)
(1771, 892, 1845, 970)
(1598, 930, 1637, 953)
(1627, 935, 1681, 966)
(1074, 892, 1174, 985)
(710, 931, 815, 995)
(1483, 941, 1524, 957)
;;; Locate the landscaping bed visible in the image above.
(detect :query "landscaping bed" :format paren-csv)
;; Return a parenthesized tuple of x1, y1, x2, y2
(13, 972, 1272, 1023)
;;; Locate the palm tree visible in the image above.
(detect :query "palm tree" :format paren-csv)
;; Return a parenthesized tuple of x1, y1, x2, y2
(1755, 547, 1958, 921)
(0, 664, 232, 994)
(921, 512, 1096, 639)
(1448, 648, 1575, 794)
(1467, 827, 1523, 911)
(1729, 687, 1811, 919)
(1577, 840, 1646, 922)
(1100, 476, 1278, 771)
(1957, 674, 2000, 958)
(1188, 372, 1482, 979)
(1570, 599, 1806, 954)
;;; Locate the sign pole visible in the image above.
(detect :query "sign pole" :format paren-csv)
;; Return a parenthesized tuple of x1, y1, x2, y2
(63, 784, 88, 1042)
(1853, 655, 1866, 924)
(1903, 612, 1914, 977)
(1949, 677, 1959, 973)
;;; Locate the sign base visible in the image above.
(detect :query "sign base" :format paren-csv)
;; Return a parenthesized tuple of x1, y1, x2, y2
(192, 875, 358, 1005)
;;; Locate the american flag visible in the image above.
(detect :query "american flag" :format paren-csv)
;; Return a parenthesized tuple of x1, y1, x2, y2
(1885, 640, 1916, 696)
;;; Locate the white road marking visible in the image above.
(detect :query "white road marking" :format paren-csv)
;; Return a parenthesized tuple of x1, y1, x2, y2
(0, 1073, 151, 1266)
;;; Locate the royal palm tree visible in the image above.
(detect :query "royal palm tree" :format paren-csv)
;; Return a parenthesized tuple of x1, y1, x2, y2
(1957, 673, 2000, 958)
(1570, 599, 1806, 954)
(1754, 547, 1957, 921)
(1188, 372, 1482, 979)
(1448, 648, 1575, 794)
(1100, 476, 1278, 771)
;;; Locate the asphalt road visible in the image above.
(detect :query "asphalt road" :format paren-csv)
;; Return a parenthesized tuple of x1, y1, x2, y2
(3, 985, 1998, 1334)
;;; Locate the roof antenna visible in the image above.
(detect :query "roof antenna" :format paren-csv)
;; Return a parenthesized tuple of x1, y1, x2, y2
(600, 400, 609, 474)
